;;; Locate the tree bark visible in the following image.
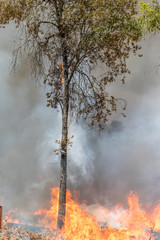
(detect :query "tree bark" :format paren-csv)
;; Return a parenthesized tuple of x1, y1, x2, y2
(57, 106, 68, 229)
(57, 51, 69, 229)
(53, 0, 70, 229)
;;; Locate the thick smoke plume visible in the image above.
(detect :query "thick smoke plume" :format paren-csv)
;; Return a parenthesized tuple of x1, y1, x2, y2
(1, 24, 160, 216)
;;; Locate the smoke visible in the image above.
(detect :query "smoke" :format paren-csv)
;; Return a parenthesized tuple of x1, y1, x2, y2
(1, 23, 160, 216)
(68, 35, 160, 207)
(0, 25, 61, 212)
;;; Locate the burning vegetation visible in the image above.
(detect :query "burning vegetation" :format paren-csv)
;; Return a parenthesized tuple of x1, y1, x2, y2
(2, 187, 160, 239)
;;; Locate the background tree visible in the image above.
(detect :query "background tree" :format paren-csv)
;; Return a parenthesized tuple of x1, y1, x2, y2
(139, 0, 160, 33)
(0, 0, 143, 229)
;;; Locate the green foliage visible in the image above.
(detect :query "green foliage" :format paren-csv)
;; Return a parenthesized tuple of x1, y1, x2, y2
(139, 0, 160, 33)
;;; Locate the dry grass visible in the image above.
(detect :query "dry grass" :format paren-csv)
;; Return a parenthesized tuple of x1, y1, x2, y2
(0, 223, 55, 240)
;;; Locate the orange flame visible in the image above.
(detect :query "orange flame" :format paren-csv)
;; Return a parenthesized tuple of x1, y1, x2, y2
(61, 61, 64, 84)
(3, 188, 160, 239)
(33, 188, 160, 239)
(4, 209, 20, 224)
(61, 62, 71, 84)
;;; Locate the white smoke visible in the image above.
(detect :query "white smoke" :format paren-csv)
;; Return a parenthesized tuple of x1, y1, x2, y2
(68, 35, 160, 207)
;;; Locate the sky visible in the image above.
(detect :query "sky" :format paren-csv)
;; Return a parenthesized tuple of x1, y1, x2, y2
(1, 23, 160, 216)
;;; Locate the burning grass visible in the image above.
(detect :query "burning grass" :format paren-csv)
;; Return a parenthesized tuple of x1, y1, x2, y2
(2, 188, 160, 239)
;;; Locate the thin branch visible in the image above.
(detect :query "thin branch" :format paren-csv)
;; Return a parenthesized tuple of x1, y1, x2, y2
(38, 21, 58, 28)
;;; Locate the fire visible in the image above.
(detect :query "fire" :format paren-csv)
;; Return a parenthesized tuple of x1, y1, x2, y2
(61, 61, 64, 84)
(33, 188, 160, 239)
(4, 209, 19, 224)
(61, 61, 71, 84)
(3, 188, 160, 239)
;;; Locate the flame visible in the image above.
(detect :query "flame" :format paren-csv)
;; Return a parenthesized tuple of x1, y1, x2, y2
(61, 61, 71, 84)
(33, 188, 160, 239)
(4, 209, 19, 224)
(3, 188, 160, 239)
(61, 61, 64, 84)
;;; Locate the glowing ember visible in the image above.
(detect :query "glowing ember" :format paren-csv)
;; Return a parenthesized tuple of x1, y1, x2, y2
(3, 188, 160, 239)
(61, 61, 64, 84)
(61, 62, 71, 84)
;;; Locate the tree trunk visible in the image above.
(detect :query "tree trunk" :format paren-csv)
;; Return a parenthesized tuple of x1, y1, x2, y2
(57, 54, 69, 229)
(57, 108, 68, 229)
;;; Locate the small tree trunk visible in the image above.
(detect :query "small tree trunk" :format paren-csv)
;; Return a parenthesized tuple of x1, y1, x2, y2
(57, 55, 69, 229)
(57, 108, 68, 229)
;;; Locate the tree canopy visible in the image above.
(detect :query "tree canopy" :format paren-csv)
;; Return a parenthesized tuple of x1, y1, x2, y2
(0, 0, 143, 127)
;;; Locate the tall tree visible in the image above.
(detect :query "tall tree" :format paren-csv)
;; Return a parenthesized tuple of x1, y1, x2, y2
(0, 0, 142, 229)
